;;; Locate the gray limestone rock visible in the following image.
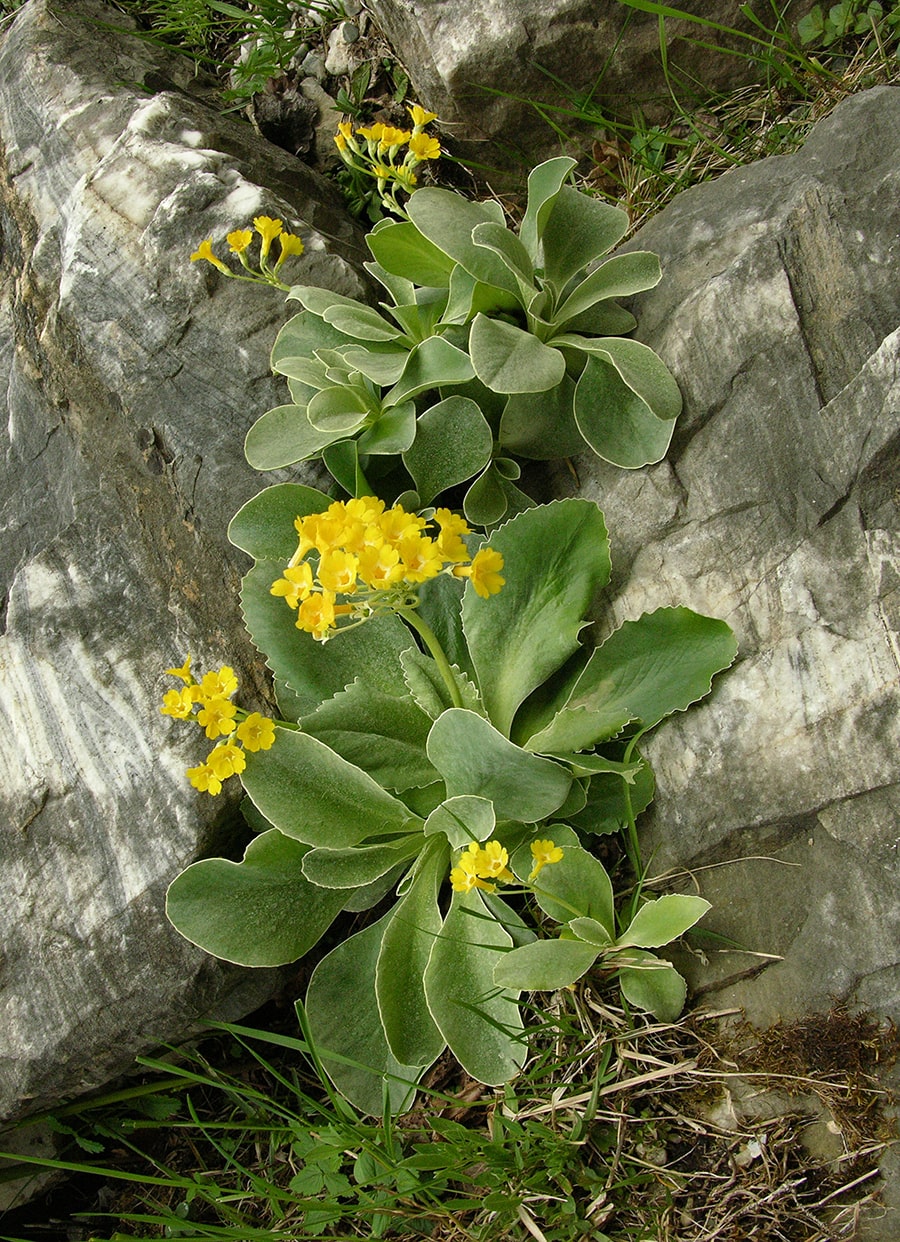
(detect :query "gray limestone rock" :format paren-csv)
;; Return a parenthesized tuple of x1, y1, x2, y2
(366, 0, 815, 176)
(0, 0, 370, 1123)
(549, 72, 900, 1080)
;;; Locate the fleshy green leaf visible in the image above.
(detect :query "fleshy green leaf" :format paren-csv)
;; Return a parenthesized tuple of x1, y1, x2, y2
(366, 219, 456, 288)
(241, 560, 411, 714)
(423, 795, 496, 850)
(304, 911, 426, 1115)
(616, 949, 688, 1022)
(463, 463, 509, 527)
(323, 303, 404, 342)
(357, 401, 417, 455)
(165, 830, 344, 967)
(406, 190, 520, 298)
(300, 678, 439, 792)
(568, 916, 615, 947)
(524, 608, 738, 754)
(244, 404, 343, 469)
(510, 828, 615, 936)
(471, 221, 536, 290)
(427, 709, 571, 823)
(271, 309, 356, 376)
(400, 646, 481, 720)
(423, 889, 525, 1085)
(469, 315, 566, 394)
(301, 835, 423, 888)
(542, 187, 629, 288)
(376, 839, 448, 1066)
(493, 937, 600, 991)
(554, 251, 662, 326)
(306, 385, 373, 434)
(383, 336, 475, 406)
(241, 728, 421, 847)
(569, 341, 682, 468)
(617, 894, 711, 949)
(402, 396, 493, 506)
(518, 157, 577, 264)
(567, 756, 656, 836)
(498, 374, 583, 460)
(462, 498, 611, 737)
(228, 483, 331, 561)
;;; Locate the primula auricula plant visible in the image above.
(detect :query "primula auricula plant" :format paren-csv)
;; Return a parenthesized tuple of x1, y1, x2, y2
(191, 214, 305, 292)
(333, 104, 442, 222)
(163, 485, 736, 1115)
(245, 155, 680, 526)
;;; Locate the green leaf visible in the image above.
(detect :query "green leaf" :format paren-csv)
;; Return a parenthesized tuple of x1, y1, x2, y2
(559, 300, 637, 337)
(244, 404, 343, 469)
(358, 401, 417, 455)
(366, 219, 456, 288)
(519, 156, 577, 264)
(402, 396, 493, 506)
(568, 916, 615, 947)
(340, 346, 409, 387)
(471, 221, 537, 290)
(300, 677, 439, 792)
(423, 889, 525, 1085)
(406, 189, 520, 298)
(443, 265, 522, 323)
(228, 483, 331, 561)
(617, 894, 711, 949)
(241, 560, 411, 713)
(570, 343, 681, 468)
(469, 315, 566, 394)
(306, 385, 373, 434)
(241, 728, 421, 847)
(424, 795, 496, 850)
(323, 303, 404, 343)
(376, 839, 448, 1066)
(271, 309, 356, 377)
(525, 608, 738, 754)
(304, 911, 426, 1115)
(510, 828, 615, 935)
(462, 498, 611, 737)
(463, 463, 509, 527)
(568, 756, 655, 836)
(616, 950, 688, 1022)
(400, 646, 481, 720)
(493, 937, 600, 991)
(301, 835, 423, 888)
(165, 830, 345, 966)
(498, 374, 583, 460)
(427, 709, 571, 823)
(384, 336, 475, 406)
(542, 187, 629, 288)
(554, 251, 662, 326)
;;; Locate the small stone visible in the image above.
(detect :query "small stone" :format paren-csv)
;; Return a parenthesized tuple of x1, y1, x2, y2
(343, 0, 363, 14)
(341, 20, 360, 42)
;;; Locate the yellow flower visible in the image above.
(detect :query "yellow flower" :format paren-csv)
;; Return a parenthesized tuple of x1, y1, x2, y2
(207, 741, 247, 780)
(378, 125, 411, 149)
(398, 533, 443, 583)
(166, 655, 193, 684)
(296, 590, 336, 638)
(271, 562, 314, 609)
(236, 713, 276, 753)
(433, 509, 471, 562)
(408, 133, 440, 161)
(186, 760, 222, 796)
(197, 666, 238, 702)
(275, 232, 305, 269)
(226, 228, 253, 254)
(356, 122, 386, 143)
(407, 104, 438, 128)
(160, 686, 195, 720)
(317, 548, 359, 594)
(454, 546, 505, 598)
(476, 840, 514, 881)
(253, 215, 283, 259)
(528, 839, 564, 881)
(190, 239, 230, 274)
(357, 542, 404, 589)
(196, 696, 237, 740)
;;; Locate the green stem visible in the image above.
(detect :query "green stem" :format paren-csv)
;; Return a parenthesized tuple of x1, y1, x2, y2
(395, 606, 463, 708)
(620, 728, 648, 885)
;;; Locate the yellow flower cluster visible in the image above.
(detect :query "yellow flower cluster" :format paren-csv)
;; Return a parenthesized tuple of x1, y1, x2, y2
(190, 216, 304, 291)
(334, 104, 441, 216)
(450, 838, 563, 893)
(271, 497, 505, 640)
(160, 656, 276, 796)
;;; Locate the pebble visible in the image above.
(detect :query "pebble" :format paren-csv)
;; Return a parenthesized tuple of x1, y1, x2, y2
(341, 21, 360, 43)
